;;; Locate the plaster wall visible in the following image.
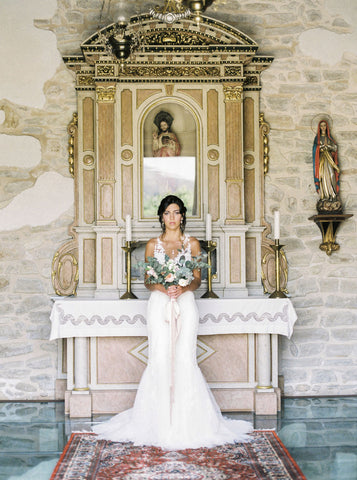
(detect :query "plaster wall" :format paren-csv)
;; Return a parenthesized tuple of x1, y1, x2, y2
(0, 0, 356, 399)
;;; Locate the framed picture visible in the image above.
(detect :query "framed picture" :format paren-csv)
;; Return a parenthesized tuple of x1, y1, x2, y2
(141, 102, 199, 218)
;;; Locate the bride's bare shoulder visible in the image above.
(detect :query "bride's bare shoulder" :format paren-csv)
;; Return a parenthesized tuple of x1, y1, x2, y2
(145, 237, 157, 254)
(188, 235, 200, 251)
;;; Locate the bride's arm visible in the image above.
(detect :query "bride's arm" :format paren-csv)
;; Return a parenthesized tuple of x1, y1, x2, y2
(187, 237, 202, 291)
(144, 239, 168, 295)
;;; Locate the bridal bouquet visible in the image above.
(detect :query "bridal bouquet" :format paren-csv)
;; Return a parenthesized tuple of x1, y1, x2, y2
(139, 252, 208, 289)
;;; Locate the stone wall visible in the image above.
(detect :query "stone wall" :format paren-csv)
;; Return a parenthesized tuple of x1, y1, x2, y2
(0, 0, 356, 400)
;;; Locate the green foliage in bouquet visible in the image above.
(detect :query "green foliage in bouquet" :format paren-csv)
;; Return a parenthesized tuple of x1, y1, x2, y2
(138, 252, 209, 289)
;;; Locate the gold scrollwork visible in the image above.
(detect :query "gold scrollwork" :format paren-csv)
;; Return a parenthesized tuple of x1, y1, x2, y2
(259, 113, 270, 175)
(67, 112, 78, 177)
(97, 64, 115, 76)
(244, 75, 259, 86)
(96, 85, 116, 102)
(120, 65, 220, 78)
(224, 66, 243, 77)
(223, 84, 243, 102)
(77, 74, 95, 86)
(261, 242, 288, 295)
(52, 247, 79, 296)
(144, 30, 215, 46)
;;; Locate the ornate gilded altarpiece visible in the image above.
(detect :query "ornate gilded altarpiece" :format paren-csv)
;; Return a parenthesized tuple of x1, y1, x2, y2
(52, 11, 288, 415)
(53, 14, 280, 299)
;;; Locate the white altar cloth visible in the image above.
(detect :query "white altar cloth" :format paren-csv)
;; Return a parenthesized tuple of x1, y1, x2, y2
(50, 297, 297, 340)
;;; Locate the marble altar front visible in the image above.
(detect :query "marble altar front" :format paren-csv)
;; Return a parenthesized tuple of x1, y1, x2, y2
(50, 297, 297, 417)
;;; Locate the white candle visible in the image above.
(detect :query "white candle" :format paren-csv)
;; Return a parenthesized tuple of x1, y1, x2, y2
(206, 213, 212, 241)
(125, 214, 132, 242)
(274, 210, 280, 240)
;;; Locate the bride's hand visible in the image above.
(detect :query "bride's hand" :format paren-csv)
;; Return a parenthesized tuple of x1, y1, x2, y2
(167, 285, 182, 299)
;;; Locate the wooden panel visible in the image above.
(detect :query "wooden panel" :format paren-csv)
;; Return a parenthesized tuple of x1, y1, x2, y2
(227, 181, 242, 219)
(243, 97, 254, 152)
(121, 164, 133, 219)
(225, 101, 242, 179)
(121, 89, 133, 146)
(136, 89, 162, 108)
(98, 103, 115, 179)
(230, 236, 241, 283)
(246, 237, 257, 282)
(99, 183, 114, 220)
(208, 164, 219, 221)
(177, 88, 203, 108)
(83, 238, 96, 283)
(207, 89, 218, 146)
(198, 334, 248, 382)
(101, 237, 113, 285)
(244, 167, 255, 223)
(83, 169, 95, 224)
(82, 97, 94, 151)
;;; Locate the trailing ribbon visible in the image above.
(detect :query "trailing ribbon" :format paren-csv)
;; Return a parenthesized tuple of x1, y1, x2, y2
(165, 297, 181, 424)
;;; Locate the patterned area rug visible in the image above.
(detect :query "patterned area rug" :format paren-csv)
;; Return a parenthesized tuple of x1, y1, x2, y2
(50, 431, 306, 479)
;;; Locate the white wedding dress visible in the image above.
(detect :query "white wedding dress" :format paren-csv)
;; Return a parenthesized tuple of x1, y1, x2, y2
(93, 235, 253, 450)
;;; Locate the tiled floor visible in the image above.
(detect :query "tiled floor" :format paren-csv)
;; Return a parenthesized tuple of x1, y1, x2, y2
(0, 396, 356, 479)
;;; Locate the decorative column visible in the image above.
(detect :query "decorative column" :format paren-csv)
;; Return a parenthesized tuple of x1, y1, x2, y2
(95, 84, 120, 298)
(223, 84, 248, 295)
(69, 337, 92, 417)
(73, 337, 89, 392)
(256, 334, 273, 390)
(96, 84, 116, 225)
(255, 333, 279, 416)
(224, 83, 244, 223)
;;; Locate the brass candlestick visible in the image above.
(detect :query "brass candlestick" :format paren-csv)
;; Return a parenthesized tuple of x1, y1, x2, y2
(201, 240, 219, 299)
(269, 239, 287, 298)
(121, 241, 138, 299)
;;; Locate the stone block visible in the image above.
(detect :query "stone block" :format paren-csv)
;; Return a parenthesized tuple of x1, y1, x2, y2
(212, 388, 255, 412)
(55, 379, 66, 400)
(69, 393, 92, 418)
(255, 390, 278, 415)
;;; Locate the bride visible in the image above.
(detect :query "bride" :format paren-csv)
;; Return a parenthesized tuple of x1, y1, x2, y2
(93, 195, 253, 450)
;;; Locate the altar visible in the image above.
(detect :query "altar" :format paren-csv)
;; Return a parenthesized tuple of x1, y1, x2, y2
(50, 297, 297, 417)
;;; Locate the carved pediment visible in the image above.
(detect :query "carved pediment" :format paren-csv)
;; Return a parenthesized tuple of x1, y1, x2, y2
(63, 14, 272, 87)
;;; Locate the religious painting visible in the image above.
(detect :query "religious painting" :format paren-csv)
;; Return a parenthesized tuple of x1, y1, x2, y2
(141, 102, 199, 218)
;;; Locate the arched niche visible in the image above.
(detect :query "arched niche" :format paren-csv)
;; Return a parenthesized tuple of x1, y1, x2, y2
(141, 100, 200, 219)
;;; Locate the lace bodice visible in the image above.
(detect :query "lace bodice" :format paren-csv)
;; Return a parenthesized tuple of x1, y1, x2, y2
(154, 234, 191, 265)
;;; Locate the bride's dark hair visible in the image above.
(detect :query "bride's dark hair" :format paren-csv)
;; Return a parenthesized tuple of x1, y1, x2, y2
(158, 195, 187, 233)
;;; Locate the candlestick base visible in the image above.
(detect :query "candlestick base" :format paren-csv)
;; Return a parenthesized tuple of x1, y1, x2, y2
(120, 290, 138, 299)
(201, 290, 219, 299)
(120, 241, 138, 300)
(269, 241, 288, 299)
(200, 240, 219, 299)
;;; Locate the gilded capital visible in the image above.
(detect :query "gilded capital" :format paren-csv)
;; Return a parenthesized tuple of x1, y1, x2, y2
(223, 84, 243, 102)
(96, 85, 116, 103)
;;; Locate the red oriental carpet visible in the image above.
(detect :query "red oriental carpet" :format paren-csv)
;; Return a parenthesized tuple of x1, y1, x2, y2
(50, 431, 306, 479)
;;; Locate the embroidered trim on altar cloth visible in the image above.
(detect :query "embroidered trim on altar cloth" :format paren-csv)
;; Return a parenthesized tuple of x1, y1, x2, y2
(57, 305, 289, 327)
